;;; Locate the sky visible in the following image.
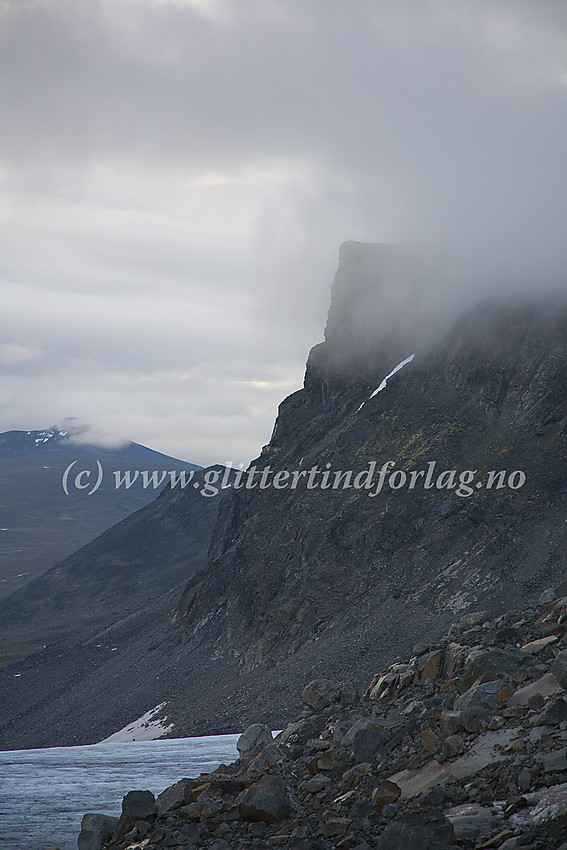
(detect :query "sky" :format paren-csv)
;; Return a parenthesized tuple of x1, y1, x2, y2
(1, 0, 566, 466)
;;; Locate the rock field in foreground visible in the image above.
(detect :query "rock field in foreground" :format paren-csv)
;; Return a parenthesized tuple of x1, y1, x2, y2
(79, 584, 567, 850)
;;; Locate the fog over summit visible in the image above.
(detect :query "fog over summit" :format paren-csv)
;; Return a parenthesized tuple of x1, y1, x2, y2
(1, 0, 566, 464)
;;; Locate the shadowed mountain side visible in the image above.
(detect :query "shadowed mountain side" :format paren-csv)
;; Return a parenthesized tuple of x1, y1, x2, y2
(0, 430, 201, 599)
(176, 287, 567, 678)
(0, 466, 229, 667)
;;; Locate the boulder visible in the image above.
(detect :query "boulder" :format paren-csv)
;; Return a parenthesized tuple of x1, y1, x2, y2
(443, 735, 466, 759)
(317, 816, 351, 837)
(301, 679, 341, 713)
(460, 705, 489, 733)
(539, 588, 556, 605)
(421, 726, 440, 753)
(305, 774, 331, 793)
(460, 611, 489, 631)
(536, 696, 567, 726)
(78, 813, 119, 850)
(352, 722, 389, 763)
(440, 643, 467, 680)
(277, 714, 328, 746)
(445, 803, 503, 841)
(156, 777, 194, 814)
(115, 790, 157, 838)
(342, 762, 372, 788)
(507, 672, 561, 707)
(377, 809, 457, 849)
(238, 776, 292, 824)
(521, 635, 558, 654)
(372, 780, 402, 809)
(454, 680, 513, 712)
(459, 648, 538, 691)
(247, 741, 283, 770)
(552, 649, 567, 688)
(344, 716, 381, 743)
(415, 649, 444, 682)
(237, 723, 273, 759)
(440, 711, 464, 737)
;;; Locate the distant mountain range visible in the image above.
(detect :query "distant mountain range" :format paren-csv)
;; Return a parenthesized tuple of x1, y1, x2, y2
(0, 425, 200, 463)
(0, 427, 200, 600)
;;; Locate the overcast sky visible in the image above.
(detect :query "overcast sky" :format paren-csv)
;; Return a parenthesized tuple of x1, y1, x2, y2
(1, 0, 566, 466)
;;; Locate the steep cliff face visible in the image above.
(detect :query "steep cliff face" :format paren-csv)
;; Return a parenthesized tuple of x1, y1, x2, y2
(176, 243, 567, 689)
(2, 243, 567, 749)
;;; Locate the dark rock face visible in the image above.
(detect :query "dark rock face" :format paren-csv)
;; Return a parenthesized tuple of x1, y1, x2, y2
(169, 243, 567, 734)
(4, 242, 567, 749)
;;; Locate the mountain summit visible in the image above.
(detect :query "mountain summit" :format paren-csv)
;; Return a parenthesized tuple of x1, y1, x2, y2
(0, 426, 200, 600)
(0, 425, 198, 466)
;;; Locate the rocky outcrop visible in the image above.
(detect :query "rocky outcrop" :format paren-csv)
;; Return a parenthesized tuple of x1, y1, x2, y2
(168, 244, 567, 734)
(87, 583, 567, 849)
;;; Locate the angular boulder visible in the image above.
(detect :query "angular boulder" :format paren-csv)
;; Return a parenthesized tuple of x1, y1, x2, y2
(305, 774, 331, 793)
(459, 706, 489, 734)
(536, 696, 567, 726)
(157, 777, 194, 814)
(377, 809, 457, 849)
(78, 813, 119, 850)
(507, 672, 561, 707)
(459, 611, 489, 631)
(454, 680, 513, 712)
(238, 776, 292, 824)
(115, 790, 157, 838)
(415, 649, 444, 682)
(446, 803, 503, 841)
(551, 649, 567, 688)
(236, 723, 273, 760)
(459, 648, 538, 691)
(352, 722, 389, 763)
(372, 780, 402, 809)
(301, 679, 341, 713)
(440, 710, 464, 737)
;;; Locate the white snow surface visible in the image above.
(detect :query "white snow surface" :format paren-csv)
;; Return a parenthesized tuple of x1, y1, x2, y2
(99, 703, 174, 743)
(357, 354, 415, 412)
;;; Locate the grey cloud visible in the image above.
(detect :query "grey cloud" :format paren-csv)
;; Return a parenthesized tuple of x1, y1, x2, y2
(1, 0, 566, 463)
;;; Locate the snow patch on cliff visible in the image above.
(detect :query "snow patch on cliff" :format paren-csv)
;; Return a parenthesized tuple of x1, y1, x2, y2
(357, 354, 415, 411)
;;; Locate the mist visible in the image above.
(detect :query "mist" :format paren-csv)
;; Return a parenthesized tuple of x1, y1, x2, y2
(1, 0, 566, 463)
